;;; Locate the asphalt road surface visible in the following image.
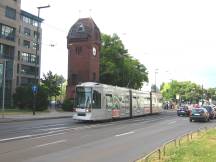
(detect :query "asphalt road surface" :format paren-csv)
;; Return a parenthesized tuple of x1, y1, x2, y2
(0, 110, 216, 162)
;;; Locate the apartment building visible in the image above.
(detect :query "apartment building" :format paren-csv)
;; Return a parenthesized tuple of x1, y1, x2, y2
(0, 0, 43, 106)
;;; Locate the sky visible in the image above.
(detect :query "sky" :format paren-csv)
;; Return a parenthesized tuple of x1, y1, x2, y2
(21, 0, 216, 89)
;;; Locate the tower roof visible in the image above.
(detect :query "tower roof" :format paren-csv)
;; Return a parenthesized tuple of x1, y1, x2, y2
(67, 18, 101, 44)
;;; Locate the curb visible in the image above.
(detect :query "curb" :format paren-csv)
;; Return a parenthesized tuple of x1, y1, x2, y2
(0, 115, 72, 123)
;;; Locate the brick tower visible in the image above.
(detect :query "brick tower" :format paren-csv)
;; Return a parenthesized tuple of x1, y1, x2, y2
(66, 18, 101, 99)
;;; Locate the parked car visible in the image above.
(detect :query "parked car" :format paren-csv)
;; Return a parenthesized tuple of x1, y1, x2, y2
(203, 106, 216, 119)
(189, 108, 210, 122)
(177, 106, 190, 116)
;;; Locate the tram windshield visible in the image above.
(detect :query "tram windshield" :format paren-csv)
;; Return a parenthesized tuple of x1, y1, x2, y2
(75, 87, 92, 108)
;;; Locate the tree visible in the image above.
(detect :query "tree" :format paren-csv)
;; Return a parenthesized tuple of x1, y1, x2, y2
(54, 75, 66, 102)
(100, 33, 148, 89)
(40, 71, 63, 103)
(160, 80, 204, 103)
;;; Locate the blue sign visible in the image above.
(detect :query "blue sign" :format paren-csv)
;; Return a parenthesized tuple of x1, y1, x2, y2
(32, 85, 38, 94)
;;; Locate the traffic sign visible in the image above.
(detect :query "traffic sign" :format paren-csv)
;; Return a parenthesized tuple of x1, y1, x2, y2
(32, 85, 38, 94)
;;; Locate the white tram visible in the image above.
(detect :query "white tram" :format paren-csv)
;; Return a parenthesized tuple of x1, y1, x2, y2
(73, 82, 162, 121)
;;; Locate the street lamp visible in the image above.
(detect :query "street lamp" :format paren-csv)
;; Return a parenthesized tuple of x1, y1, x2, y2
(155, 69, 158, 92)
(33, 5, 50, 115)
(1, 59, 7, 118)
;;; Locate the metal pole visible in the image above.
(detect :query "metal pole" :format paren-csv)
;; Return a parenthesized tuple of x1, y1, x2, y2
(155, 71, 156, 92)
(155, 69, 158, 92)
(33, 8, 40, 116)
(33, 5, 50, 115)
(2, 60, 6, 118)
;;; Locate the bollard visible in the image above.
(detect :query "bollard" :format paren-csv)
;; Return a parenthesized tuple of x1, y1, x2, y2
(158, 149, 161, 160)
(163, 145, 166, 157)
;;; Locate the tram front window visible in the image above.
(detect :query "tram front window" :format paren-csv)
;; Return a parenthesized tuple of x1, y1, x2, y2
(75, 87, 92, 108)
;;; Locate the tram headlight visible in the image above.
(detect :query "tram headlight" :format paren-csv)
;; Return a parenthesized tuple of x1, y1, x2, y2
(86, 108, 91, 112)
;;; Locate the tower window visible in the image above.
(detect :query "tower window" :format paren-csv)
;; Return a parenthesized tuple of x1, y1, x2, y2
(75, 47, 82, 55)
(77, 24, 85, 32)
(71, 74, 78, 85)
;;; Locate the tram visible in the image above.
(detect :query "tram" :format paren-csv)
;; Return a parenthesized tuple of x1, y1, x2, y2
(73, 82, 162, 121)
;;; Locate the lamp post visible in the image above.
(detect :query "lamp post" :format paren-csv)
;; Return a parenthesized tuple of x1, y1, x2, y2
(155, 69, 158, 92)
(33, 5, 50, 115)
(1, 60, 7, 118)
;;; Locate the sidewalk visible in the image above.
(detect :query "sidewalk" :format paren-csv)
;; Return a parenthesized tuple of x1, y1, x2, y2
(0, 110, 73, 123)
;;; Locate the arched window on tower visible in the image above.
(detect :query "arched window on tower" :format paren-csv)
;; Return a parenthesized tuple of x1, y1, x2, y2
(71, 74, 78, 85)
(75, 47, 82, 55)
(77, 24, 85, 32)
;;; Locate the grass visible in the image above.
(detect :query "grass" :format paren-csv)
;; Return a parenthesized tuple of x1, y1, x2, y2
(164, 129, 216, 162)
(136, 128, 216, 162)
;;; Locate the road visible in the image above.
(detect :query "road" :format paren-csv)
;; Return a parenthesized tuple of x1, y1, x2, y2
(0, 110, 216, 162)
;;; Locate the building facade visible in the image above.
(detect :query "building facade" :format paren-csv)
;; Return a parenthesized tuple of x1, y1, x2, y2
(66, 18, 101, 99)
(0, 0, 43, 106)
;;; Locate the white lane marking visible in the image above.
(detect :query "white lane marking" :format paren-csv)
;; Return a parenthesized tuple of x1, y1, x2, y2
(115, 131, 135, 137)
(38, 126, 69, 131)
(31, 133, 65, 140)
(0, 135, 32, 142)
(0, 130, 65, 142)
(37, 123, 65, 128)
(167, 121, 176, 125)
(33, 140, 66, 148)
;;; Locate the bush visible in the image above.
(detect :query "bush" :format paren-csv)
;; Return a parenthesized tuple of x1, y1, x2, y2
(13, 85, 49, 111)
(62, 99, 74, 111)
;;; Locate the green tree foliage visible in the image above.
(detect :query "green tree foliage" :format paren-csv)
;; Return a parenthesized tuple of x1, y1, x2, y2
(100, 33, 148, 89)
(13, 85, 48, 110)
(206, 88, 216, 100)
(160, 80, 207, 103)
(40, 71, 63, 101)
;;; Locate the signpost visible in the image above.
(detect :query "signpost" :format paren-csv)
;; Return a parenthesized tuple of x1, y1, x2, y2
(32, 85, 38, 115)
(32, 85, 38, 95)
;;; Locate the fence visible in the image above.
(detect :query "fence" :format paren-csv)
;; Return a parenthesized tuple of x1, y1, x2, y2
(135, 126, 215, 162)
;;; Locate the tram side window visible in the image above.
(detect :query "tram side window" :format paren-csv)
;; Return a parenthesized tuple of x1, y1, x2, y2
(92, 90, 101, 109)
(106, 94, 113, 109)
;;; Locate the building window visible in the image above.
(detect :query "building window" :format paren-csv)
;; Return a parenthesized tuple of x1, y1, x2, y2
(21, 52, 37, 64)
(5, 6, 16, 20)
(0, 43, 14, 59)
(17, 64, 19, 73)
(0, 24, 16, 41)
(24, 27, 31, 36)
(33, 42, 37, 50)
(71, 74, 78, 85)
(22, 16, 39, 27)
(33, 31, 40, 40)
(21, 65, 38, 76)
(18, 51, 20, 60)
(75, 47, 82, 55)
(23, 40, 30, 49)
(77, 23, 85, 32)
(21, 77, 35, 86)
